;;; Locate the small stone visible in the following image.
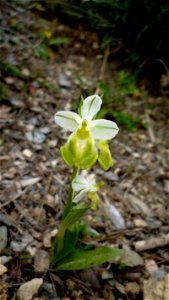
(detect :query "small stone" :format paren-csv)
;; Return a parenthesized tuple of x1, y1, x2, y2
(26, 124, 34, 131)
(134, 218, 147, 228)
(58, 73, 71, 88)
(22, 149, 33, 159)
(33, 131, 46, 144)
(39, 126, 51, 134)
(17, 278, 43, 300)
(34, 250, 49, 273)
(43, 229, 58, 248)
(48, 139, 57, 148)
(0, 226, 8, 253)
(5, 77, 15, 84)
(39, 283, 58, 300)
(147, 219, 162, 229)
(0, 256, 12, 264)
(46, 194, 55, 207)
(22, 68, 30, 77)
(20, 177, 41, 187)
(0, 263, 7, 276)
(25, 132, 33, 142)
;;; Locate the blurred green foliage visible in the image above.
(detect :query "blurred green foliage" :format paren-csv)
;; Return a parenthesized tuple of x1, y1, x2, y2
(44, 0, 169, 75)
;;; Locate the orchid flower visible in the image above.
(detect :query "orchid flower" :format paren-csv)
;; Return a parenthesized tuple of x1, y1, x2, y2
(54, 95, 119, 170)
(72, 175, 103, 209)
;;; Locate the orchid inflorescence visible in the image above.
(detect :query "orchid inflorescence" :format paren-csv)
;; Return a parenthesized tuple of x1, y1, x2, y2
(52, 95, 120, 270)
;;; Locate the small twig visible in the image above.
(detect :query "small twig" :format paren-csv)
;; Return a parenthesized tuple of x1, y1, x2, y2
(95, 45, 110, 95)
(134, 233, 169, 251)
(145, 110, 156, 143)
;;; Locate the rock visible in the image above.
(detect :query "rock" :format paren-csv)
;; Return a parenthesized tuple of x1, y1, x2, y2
(22, 149, 33, 159)
(0, 264, 7, 276)
(121, 249, 144, 267)
(48, 139, 57, 148)
(20, 177, 41, 187)
(25, 131, 46, 144)
(39, 283, 59, 300)
(143, 273, 169, 300)
(58, 73, 71, 88)
(128, 194, 154, 217)
(0, 226, 8, 253)
(0, 256, 12, 264)
(39, 126, 51, 134)
(0, 213, 16, 227)
(11, 232, 33, 252)
(34, 250, 50, 273)
(43, 229, 58, 248)
(147, 218, 162, 229)
(21, 68, 30, 77)
(104, 200, 125, 229)
(134, 218, 147, 228)
(125, 282, 140, 295)
(17, 278, 43, 300)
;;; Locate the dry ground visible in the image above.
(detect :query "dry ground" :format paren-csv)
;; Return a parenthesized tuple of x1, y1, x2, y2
(0, 3, 169, 300)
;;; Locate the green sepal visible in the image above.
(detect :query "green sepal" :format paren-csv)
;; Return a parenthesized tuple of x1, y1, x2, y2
(97, 140, 113, 170)
(61, 120, 98, 169)
(88, 192, 100, 211)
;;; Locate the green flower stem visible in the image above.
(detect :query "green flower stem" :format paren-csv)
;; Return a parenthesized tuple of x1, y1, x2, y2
(55, 166, 78, 256)
(63, 166, 78, 219)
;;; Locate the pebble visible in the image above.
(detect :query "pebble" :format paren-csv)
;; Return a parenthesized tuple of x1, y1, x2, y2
(17, 278, 43, 300)
(39, 126, 51, 134)
(5, 77, 15, 84)
(147, 218, 162, 229)
(48, 139, 57, 148)
(39, 283, 59, 300)
(22, 149, 33, 159)
(0, 256, 12, 264)
(134, 218, 147, 228)
(58, 73, 71, 88)
(0, 263, 7, 276)
(34, 250, 50, 273)
(46, 194, 55, 207)
(25, 131, 46, 144)
(43, 228, 58, 248)
(22, 68, 30, 77)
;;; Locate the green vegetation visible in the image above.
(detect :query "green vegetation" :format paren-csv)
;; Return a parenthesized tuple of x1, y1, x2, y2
(44, 0, 169, 77)
(0, 61, 21, 77)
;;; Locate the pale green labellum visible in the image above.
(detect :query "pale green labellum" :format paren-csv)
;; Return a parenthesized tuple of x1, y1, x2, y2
(97, 140, 113, 170)
(88, 191, 100, 210)
(61, 120, 98, 169)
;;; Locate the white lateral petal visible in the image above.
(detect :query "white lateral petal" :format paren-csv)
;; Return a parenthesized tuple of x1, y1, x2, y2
(73, 188, 90, 203)
(90, 119, 119, 140)
(72, 175, 89, 192)
(54, 111, 81, 131)
(81, 95, 102, 121)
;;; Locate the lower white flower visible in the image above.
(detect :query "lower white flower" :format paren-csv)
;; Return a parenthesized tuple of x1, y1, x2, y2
(72, 175, 98, 203)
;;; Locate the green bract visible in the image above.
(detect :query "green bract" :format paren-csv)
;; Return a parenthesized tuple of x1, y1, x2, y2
(55, 95, 119, 169)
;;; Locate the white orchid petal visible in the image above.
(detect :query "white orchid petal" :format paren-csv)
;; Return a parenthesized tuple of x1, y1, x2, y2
(81, 95, 102, 121)
(73, 188, 90, 203)
(72, 175, 89, 192)
(54, 111, 81, 132)
(90, 119, 119, 140)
